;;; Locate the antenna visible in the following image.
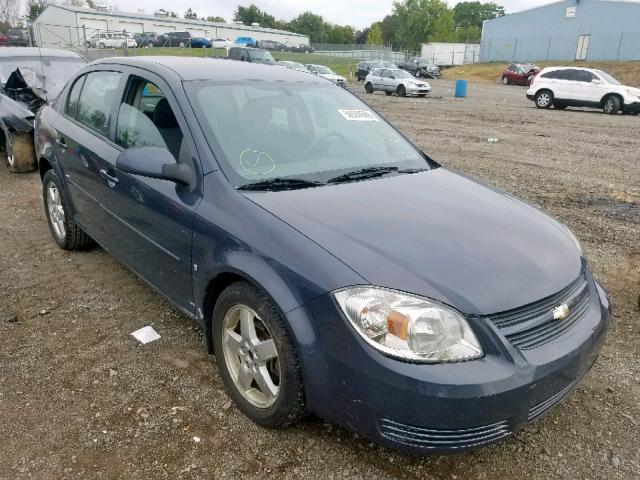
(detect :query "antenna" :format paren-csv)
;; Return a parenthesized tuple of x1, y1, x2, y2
(35, 22, 48, 102)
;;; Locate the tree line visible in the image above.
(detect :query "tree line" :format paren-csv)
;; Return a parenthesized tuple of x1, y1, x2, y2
(9, 0, 505, 51)
(230, 1, 505, 49)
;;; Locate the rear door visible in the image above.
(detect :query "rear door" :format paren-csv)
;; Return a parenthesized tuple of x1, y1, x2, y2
(549, 69, 575, 101)
(54, 69, 124, 241)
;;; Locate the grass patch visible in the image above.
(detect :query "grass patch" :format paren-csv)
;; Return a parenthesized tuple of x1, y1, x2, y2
(443, 61, 640, 87)
(127, 47, 358, 79)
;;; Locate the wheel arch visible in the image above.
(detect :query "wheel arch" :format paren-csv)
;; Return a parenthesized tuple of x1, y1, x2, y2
(600, 92, 623, 107)
(38, 156, 53, 180)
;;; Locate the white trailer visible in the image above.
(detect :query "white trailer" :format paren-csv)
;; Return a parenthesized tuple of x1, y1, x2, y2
(420, 43, 480, 66)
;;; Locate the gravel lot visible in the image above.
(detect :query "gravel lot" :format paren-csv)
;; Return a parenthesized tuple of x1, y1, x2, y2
(1, 80, 639, 479)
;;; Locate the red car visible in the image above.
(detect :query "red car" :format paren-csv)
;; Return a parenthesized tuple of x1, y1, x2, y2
(501, 63, 539, 86)
(0, 33, 7, 47)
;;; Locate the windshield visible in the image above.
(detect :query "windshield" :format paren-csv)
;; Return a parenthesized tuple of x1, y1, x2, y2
(249, 50, 275, 63)
(0, 56, 87, 99)
(315, 65, 334, 75)
(392, 70, 413, 79)
(595, 70, 621, 85)
(187, 80, 428, 188)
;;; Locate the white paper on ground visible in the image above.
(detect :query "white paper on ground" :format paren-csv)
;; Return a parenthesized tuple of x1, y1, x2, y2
(131, 326, 161, 344)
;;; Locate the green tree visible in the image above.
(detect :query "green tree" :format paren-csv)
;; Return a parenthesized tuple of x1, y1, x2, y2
(380, 13, 399, 45)
(393, 0, 455, 50)
(26, 0, 47, 21)
(233, 4, 278, 28)
(206, 16, 226, 23)
(184, 8, 198, 20)
(354, 28, 369, 44)
(367, 22, 383, 45)
(453, 1, 504, 42)
(288, 11, 328, 43)
(327, 24, 354, 44)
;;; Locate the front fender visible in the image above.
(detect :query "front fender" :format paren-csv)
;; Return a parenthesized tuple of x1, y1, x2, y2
(0, 93, 35, 133)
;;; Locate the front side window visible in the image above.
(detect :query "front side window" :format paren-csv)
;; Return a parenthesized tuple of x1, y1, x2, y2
(74, 71, 121, 136)
(187, 80, 428, 188)
(380, 69, 391, 78)
(116, 79, 184, 160)
(66, 74, 86, 119)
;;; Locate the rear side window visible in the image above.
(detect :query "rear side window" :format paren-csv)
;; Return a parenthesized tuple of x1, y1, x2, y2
(74, 71, 121, 136)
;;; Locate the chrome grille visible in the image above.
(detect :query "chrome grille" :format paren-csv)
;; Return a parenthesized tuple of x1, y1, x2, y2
(378, 418, 511, 450)
(489, 274, 590, 350)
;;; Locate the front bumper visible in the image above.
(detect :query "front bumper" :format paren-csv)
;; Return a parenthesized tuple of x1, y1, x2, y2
(624, 100, 640, 113)
(407, 85, 431, 96)
(289, 269, 611, 454)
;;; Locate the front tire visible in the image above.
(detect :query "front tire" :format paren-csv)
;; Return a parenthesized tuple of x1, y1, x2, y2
(43, 170, 93, 250)
(397, 84, 406, 97)
(502, 76, 508, 85)
(535, 90, 553, 109)
(213, 281, 306, 428)
(365, 82, 373, 94)
(603, 95, 621, 115)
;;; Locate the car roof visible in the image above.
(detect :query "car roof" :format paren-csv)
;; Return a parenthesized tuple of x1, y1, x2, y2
(91, 56, 327, 83)
(0, 47, 84, 59)
(541, 66, 595, 72)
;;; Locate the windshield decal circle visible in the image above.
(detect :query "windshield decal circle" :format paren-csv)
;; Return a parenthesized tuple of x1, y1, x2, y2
(239, 148, 276, 175)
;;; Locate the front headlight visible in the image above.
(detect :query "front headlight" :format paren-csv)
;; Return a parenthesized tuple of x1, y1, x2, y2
(333, 287, 483, 363)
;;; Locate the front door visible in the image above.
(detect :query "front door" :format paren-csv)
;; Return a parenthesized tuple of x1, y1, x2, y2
(102, 72, 200, 313)
(576, 35, 590, 61)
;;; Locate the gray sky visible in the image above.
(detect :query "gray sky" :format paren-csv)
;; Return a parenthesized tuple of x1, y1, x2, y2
(108, 0, 559, 30)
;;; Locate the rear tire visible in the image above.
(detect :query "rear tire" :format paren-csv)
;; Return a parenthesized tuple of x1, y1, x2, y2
(213, 281, 306, 428)
(43, 170, 93, 250)
(365, 82, 373, 94)
(603, 95, 621, 115)
(535, 90, 553, 109)
(3, 130, 36, 173)
(98, 42, 105, 49)
(397, 85, 406, 97)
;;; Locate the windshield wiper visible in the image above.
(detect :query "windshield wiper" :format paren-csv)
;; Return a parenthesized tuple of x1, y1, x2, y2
(237, 178, 323, 191)
(327, 166, 399, 184)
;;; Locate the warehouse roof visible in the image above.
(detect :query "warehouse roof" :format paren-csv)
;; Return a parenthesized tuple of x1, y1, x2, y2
(35, 4, 308, 38)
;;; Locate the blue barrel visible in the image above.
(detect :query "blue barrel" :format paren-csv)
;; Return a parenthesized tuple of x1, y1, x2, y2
(455, 79, 468, 98)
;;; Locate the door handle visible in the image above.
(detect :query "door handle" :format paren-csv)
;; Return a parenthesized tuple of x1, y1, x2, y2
(99, 169, 119, 188)
(55, 138, 67, 148)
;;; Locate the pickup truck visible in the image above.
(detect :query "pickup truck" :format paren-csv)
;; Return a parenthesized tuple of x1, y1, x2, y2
(398, 57, 441, 79)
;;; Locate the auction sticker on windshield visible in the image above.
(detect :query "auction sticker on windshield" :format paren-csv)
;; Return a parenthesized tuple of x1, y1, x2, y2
(338, 109, 379, 122)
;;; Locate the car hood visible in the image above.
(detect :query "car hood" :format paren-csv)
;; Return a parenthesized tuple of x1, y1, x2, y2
(242, 169, 582, 315)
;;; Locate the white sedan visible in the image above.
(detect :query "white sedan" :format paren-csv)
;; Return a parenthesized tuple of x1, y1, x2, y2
(306, 64, 347, 87)
(211, 37, 232, 49)
(364, 68, 431, 97)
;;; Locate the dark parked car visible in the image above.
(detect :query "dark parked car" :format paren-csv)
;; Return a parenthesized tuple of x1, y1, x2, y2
(258, 40, 288, 52)
(399, 56, 441, 78)
(355, 60, 396, 81)
(161, 31, 191, 47)
(289, 43, 313, 54)
(35, 56, 610, 455)
(502, 63, 539, 86)
(6, 29, 29, 47)
(1, 47, 86, 172)
(227, 47, 275, 65)
(190, 37, 212, 48)
(134, 32, 162, 47)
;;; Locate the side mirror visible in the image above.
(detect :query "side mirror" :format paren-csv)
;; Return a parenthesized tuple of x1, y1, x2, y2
(116, 147, 193, 186)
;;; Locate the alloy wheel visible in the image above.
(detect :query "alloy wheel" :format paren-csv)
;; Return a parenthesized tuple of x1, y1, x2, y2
(222, 305, 280, 408)
(537, 92, 551, 107)
(47, 183, 66, 240)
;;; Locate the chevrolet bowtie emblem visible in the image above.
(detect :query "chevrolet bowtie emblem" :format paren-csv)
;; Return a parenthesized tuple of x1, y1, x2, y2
(552, 304, 570, 320)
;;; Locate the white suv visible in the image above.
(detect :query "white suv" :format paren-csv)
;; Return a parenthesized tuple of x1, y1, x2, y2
(527, 67, 640, 115)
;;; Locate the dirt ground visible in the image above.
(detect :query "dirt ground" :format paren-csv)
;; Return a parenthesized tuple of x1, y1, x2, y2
(1, 80, 639, 479)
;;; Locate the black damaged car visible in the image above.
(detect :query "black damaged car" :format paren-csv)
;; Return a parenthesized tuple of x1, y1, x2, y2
(0, 47, 86, 172)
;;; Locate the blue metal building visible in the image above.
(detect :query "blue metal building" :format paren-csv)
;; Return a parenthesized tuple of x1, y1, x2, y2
(480, 0, 640, 62)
